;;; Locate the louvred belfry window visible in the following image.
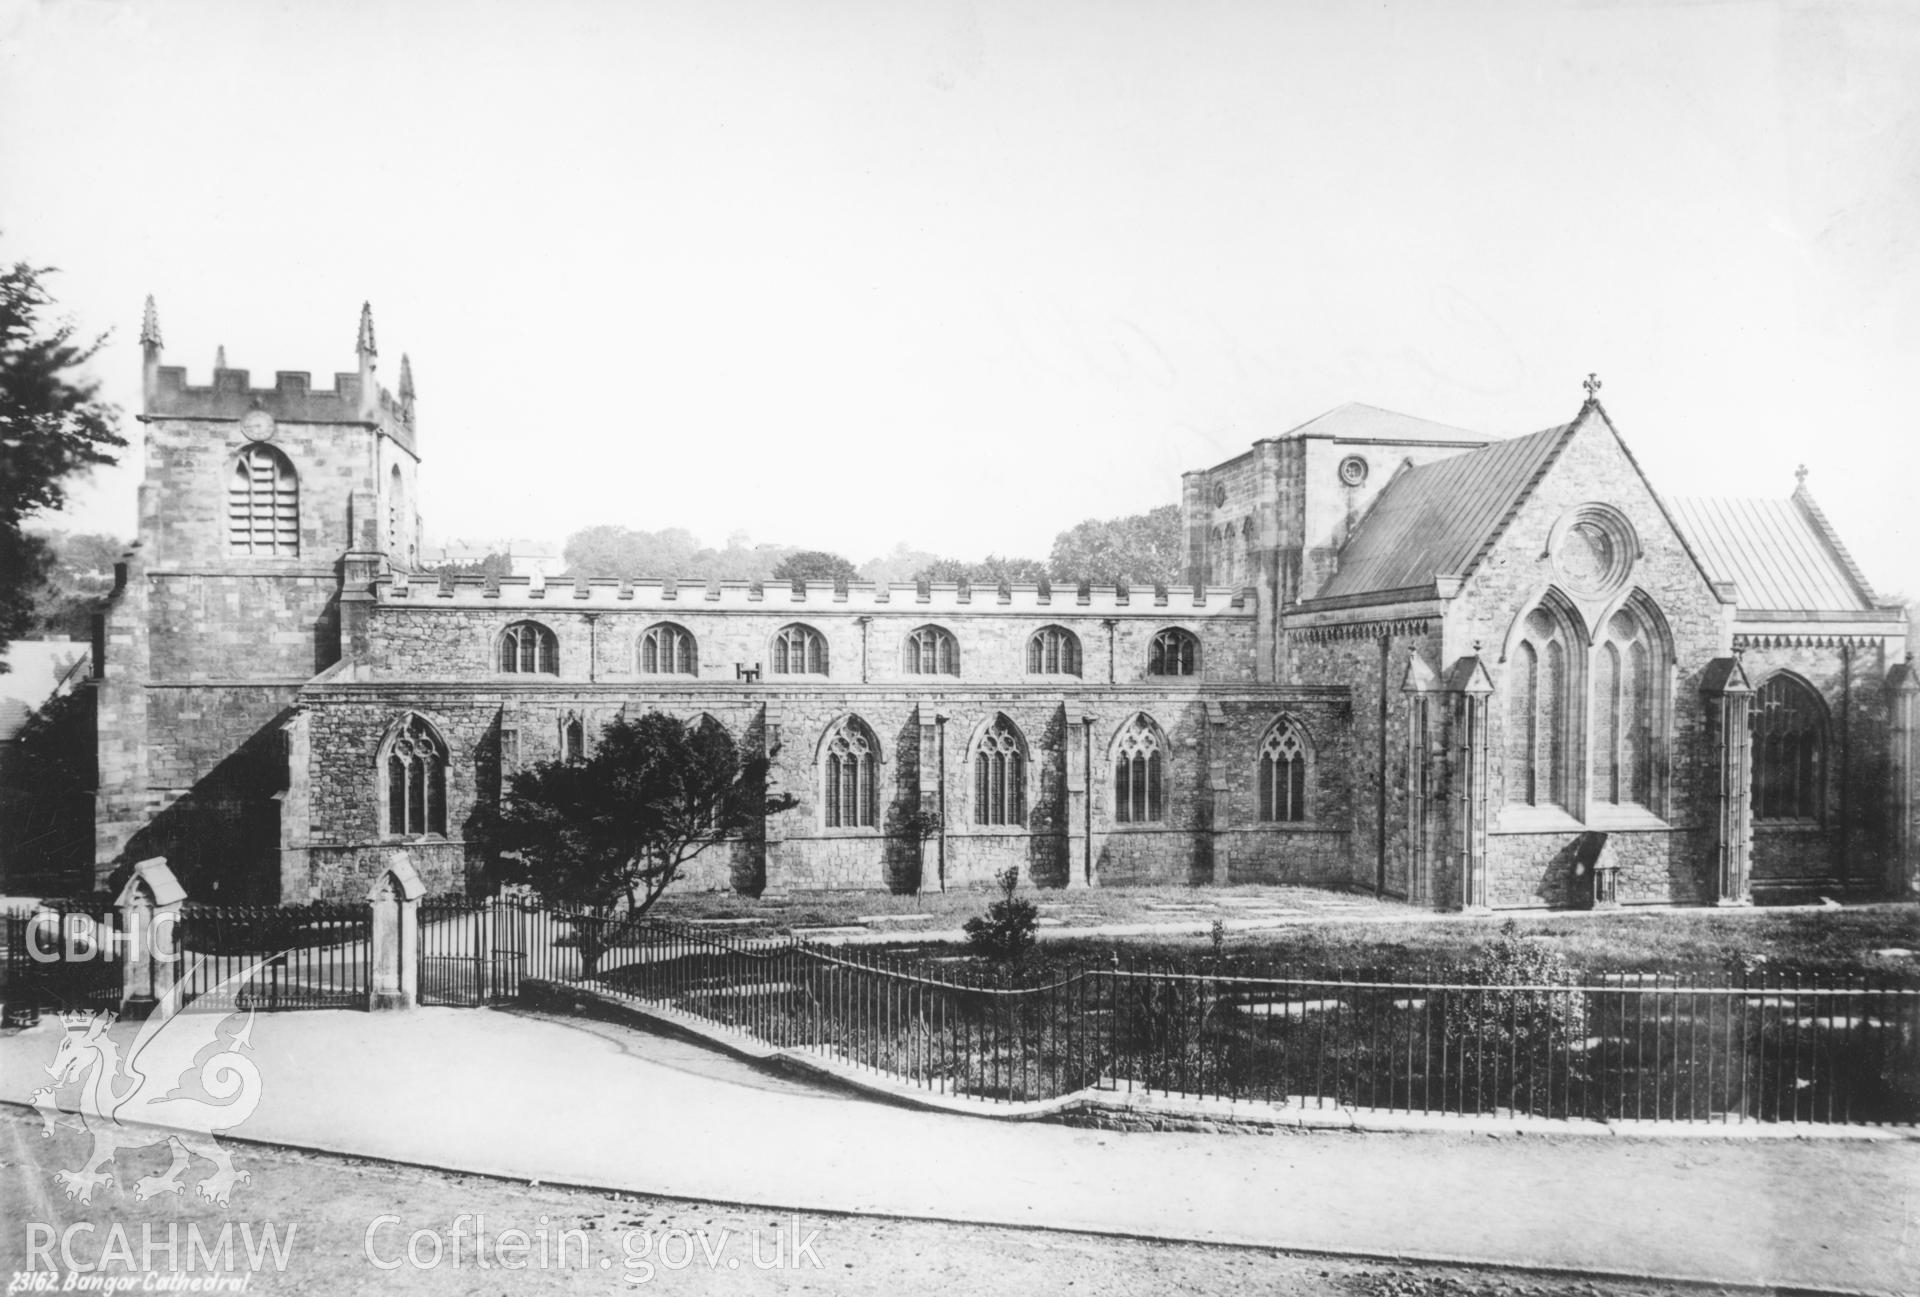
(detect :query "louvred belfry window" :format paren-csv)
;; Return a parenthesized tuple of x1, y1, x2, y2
(229, 446, 298, 555)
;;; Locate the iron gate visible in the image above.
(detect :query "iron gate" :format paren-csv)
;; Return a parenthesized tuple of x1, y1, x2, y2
(418, 897, 527, 1006)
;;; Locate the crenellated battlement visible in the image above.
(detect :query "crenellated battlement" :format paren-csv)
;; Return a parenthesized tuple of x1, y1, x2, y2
(378, 574, 1256, 617)
(149, 366, 391, 422)
(140, 298, 417, 454)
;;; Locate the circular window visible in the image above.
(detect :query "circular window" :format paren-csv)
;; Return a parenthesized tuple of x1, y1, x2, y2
(1338, 455, 1369, 487)
(1211, 483, 1227, 507)
(1548, 504, 1636, 597)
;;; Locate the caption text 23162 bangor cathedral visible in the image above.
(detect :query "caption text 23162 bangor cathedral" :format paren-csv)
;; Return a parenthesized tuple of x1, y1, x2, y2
(83, 301, 1919, 909)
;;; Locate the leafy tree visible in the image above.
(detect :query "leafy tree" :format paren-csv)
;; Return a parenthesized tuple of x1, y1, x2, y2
(562, 525, 798, 583)
(481, 713, 796, 976)
(0, 683, 96, 889)
(1047, 504, 1183, 586)
(0, 257, 126, 667)
(857, 543, 943, 587)
(418, 550, 512, 581)
(771, 549, 860, 591)
(23, 529, 126, 638)
(913, 554, 1050, 589)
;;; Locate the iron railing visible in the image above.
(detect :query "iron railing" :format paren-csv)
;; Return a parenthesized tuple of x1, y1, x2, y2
(172, 903, 371, 1011)
(4, 904, 122, 1025)
(557, 915, 1920, 1125)
(8, 895, 1915, 1126)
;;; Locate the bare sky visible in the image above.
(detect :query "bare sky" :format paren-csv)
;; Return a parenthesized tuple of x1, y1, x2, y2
(3, 0, 1915, 594)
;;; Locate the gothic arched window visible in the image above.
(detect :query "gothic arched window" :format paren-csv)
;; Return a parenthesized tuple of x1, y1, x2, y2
(498, 621, 558, 674)
(822, 718, 878, 828)
(638, 623, 697, 675)
(1258, 719, 1309, 823)
(383, 714, 447, 837)
(228, 445, 298, 555)
(973, 716, 1028, 826)
(1112, 714, 1167, 824)
(563, 714, 585, 763)
(771, 624, 827, 675)
(1592, 605, 1666, 809)
(1027, 625, 1081, 676)
(1148, 628, 1198, 677)
(1505, 603, 1578, 811)
(903, 625, 959, 675)
(1752, 674, 1826, 822)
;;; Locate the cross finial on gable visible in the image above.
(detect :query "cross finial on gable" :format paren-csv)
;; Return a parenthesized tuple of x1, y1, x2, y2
(1795, 464, 1808, 489)
(1583, 372, 1602, 402)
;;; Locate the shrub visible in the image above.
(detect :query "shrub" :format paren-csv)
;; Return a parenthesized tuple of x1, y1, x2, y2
(963, 867, 1039, 962)
(1442, 919, 1588, 1054)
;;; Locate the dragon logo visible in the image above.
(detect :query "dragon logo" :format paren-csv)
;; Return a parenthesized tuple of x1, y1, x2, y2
(29, 957, 272, 1206)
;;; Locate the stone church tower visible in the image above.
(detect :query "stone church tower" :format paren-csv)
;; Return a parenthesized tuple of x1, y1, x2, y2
(92, 302, 419, 898)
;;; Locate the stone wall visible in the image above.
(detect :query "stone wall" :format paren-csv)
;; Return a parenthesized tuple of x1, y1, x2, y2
(364, 596, 1261, 687)
(1739, 638, 1903, 897)
(282, 680, 1354, 900)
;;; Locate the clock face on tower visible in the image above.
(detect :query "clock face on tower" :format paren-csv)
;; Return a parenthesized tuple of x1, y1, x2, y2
(240, 409, 276, 442)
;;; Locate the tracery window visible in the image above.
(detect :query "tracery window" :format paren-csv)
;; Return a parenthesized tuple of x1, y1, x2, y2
(384, 714, 447, 837)
(1505, 605, 1575, 810)
(903, 625, 959, 675)
(1112, 715, 1166, 824)
(822, 718, 878, 828)
(228, 445, 299, 555)
(498, 621, 558, 674)
(638, 623, 697, 675)
(1258, 719, 1309, 823)
(1592, 608, 1658, 807)
(771, 624, 827, 675)
(972, 716, 1027, 826)
(1027, 625, 1081, 676)
(1752, 675, 1826, 822)
(1148, 628, 1198, 677)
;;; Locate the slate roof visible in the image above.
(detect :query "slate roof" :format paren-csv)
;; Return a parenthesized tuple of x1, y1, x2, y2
(1268, 402, 1487, 445)
(1317, 422, 1574, 599)
(1665, 494, 1874, 612)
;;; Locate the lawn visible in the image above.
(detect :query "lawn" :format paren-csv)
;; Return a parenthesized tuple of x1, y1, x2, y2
(652, 883, 1920, 978)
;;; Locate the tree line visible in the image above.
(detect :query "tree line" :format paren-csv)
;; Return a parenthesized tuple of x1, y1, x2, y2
(559, 503, 1186, 591)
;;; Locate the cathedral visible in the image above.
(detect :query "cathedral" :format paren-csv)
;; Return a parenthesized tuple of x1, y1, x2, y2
(84, 302, 1919, 909)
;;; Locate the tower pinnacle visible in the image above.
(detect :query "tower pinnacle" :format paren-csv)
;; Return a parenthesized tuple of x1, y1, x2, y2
(398, 353, 415, 405)
(139, 295, 163, 351)
(356, 302, 377, 358)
